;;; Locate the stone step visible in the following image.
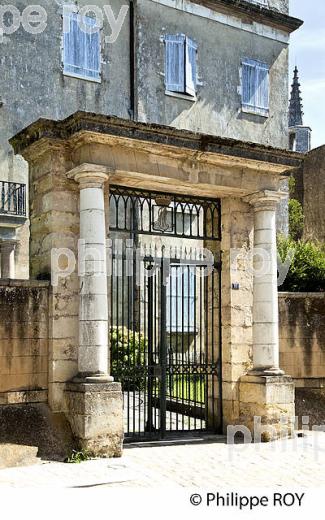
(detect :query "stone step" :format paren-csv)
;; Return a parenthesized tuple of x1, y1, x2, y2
(0, 444, 40, 469)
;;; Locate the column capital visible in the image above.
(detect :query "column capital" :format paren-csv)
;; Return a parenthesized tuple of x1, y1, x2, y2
(244, 190, 287, 212)
(0, 239, 17, 252)
(67, 163, 114, 189)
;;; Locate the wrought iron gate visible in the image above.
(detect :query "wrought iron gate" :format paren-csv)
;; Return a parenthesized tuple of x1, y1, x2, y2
(109, 186, 222, 441)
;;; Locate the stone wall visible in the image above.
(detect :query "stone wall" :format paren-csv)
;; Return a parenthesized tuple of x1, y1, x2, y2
(221, 197, 254, 429)
(279, 292, 325, 384)
(297, 145, 325, 242)
(0, 280, 49, 404)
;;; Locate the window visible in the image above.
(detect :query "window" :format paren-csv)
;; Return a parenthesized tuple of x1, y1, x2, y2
(241, 58, 269, 117)
(63, 10, 101, 82)
(289, 132, 296, 151)
(164, 34, 198, 97)
(167, 266, 196, 333)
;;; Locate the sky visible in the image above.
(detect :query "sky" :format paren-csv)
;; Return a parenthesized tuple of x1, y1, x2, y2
(289, 0, 325, 149)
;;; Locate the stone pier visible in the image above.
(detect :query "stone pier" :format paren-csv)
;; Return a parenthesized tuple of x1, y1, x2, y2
(65, 164, 123, 457)
(239, 191, 295, 441)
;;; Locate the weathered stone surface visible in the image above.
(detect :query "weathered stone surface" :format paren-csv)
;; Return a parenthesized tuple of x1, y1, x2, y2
(279, 293, 325, 382)
(0, 283, 49, 398)
(0, 404, 74, 466)
(65, 382, 123, 458)
(294, 145, 325, 242)
(239, 374, 295, 441)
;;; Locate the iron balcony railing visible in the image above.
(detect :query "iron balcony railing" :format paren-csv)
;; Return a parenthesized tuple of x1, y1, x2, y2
(0, 181, 26, 217)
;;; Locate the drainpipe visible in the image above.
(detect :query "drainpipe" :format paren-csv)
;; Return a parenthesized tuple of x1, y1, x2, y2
(129, 0, 137, 120)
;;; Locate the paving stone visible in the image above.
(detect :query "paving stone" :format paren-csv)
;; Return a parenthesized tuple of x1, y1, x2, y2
(0, 431, 324, 488)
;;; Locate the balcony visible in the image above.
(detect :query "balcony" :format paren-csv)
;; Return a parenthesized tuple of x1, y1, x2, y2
(0, 181, 27, 229)
(0, 181, 26, 216)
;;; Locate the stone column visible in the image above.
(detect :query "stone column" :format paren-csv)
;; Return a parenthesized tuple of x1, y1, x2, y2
(239, 190, 295, 442)
(0, 240, 17, 279)
(248, 190, 285, 375)
(68, 165, 112, 382)
(65, 164, 123, 457)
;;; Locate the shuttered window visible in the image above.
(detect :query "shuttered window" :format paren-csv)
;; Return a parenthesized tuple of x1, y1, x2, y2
(242, 58, 269, 117)
(165, 35, 198, 97)
(63, 11, 101, 82)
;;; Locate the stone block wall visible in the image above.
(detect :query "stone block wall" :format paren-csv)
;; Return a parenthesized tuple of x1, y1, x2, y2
(294, 145, 325, 243)
(221, 197, 254, 429)
(279, 292, 325, 384)
(0, 280, 49, 404)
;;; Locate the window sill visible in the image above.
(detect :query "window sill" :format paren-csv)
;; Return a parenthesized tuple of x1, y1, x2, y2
(63, 71, 101, 84)
(241, 105, 269, 118)
(165, 90, 197, 102)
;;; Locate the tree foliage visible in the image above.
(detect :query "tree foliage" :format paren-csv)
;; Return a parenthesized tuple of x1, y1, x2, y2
(278, 235, 325, 292)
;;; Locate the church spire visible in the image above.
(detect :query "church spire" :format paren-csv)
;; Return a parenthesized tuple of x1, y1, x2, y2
(289, 66, 304, 127)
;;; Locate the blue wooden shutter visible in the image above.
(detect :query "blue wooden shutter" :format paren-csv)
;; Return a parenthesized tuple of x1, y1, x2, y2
(165, 34, 185, 93)
(242, 59, 256, 109)
(83, 16, 100, 80)
(63, 12, 79, 76)
(63, 12, 100, 81)
(185, 37, 197, 97)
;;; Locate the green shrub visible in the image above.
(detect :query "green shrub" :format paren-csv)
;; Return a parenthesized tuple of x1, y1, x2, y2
(110, 327, 148, 390)
(288, 199, 304, 240)
(278, 236, 325, 292)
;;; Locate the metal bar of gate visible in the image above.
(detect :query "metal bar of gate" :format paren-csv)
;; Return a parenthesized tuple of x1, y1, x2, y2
(146, 266, 154, 434)
(160, 253, 167, 438)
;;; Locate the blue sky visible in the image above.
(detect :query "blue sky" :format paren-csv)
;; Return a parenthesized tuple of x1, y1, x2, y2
(289, 0, 325, 148)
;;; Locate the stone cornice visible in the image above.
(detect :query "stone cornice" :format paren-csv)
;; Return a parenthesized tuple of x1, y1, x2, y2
(200, 0, 303, 33)
(10, 112, 303, 173)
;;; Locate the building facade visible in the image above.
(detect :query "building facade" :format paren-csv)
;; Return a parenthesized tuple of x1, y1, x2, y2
(0, 1, 306, 455)
(0, 0, 302, 277)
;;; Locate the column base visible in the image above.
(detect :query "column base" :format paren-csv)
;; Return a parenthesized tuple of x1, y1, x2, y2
(65, 381, 124, 458)
(249, 368, 285, 376)
(72, 373, 114, 384)
(239, 374, 295, 442)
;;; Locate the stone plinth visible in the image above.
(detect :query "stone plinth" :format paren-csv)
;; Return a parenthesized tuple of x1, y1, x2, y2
(65, 382, 123, 457)
(239, 374, 295, 441)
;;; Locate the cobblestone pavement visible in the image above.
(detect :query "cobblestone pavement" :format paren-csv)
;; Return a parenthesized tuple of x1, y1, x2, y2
(0, 432, 324, 488)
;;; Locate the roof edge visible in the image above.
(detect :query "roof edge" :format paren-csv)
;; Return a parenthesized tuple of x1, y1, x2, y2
(203, 0, 303, 33)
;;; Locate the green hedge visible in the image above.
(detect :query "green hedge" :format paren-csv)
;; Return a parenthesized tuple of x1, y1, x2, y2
(278, 236, 325, 292)
(110, 326, 147, 390)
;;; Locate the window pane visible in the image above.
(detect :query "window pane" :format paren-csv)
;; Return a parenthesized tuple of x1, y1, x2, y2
(185, 37, 197, 96)
(167, 267, 196, 332)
